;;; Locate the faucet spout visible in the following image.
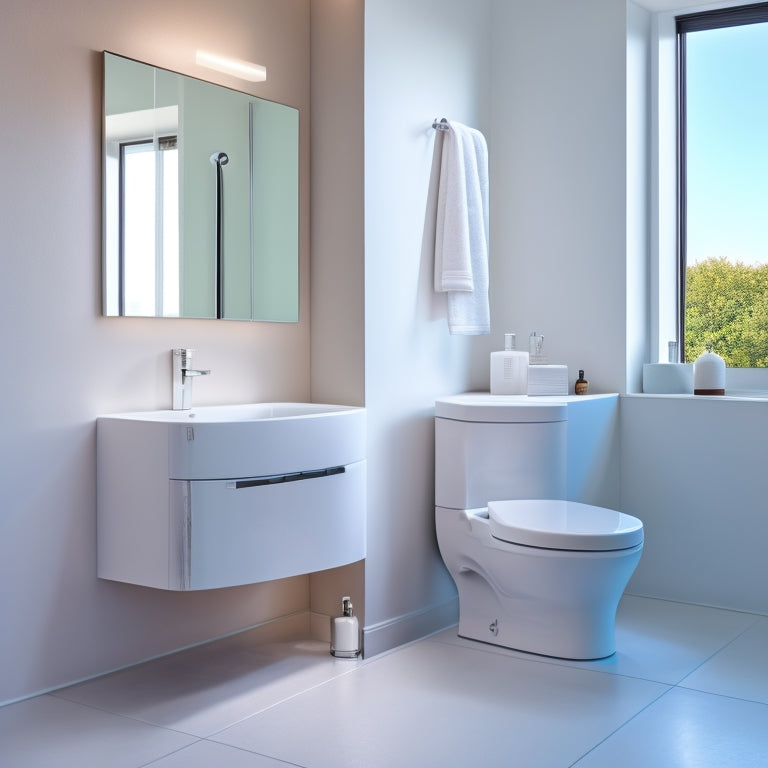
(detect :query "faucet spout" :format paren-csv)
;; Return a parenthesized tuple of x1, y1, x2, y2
(172, 349, 211, 410)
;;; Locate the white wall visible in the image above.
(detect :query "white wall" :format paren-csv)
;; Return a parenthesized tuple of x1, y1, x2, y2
(362, 0, 493, 654)
(0, 0, 312, 705)
(622, 396, 768, 614)
(490, 0, 629, 394)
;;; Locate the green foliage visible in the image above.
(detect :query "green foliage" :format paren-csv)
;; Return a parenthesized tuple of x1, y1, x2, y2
(685, 257, 768, 367)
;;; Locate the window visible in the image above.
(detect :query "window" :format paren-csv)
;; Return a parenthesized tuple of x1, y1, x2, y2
(677, 3, 768, 367)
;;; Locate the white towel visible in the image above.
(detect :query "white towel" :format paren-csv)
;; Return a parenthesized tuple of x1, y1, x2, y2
(432, 121, 490, 335)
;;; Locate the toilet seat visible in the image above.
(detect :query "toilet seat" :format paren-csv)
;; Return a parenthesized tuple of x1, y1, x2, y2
(488, 499, 643, 552)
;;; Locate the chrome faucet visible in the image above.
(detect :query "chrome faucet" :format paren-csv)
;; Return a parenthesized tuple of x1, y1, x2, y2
(172, 348, 211, 410)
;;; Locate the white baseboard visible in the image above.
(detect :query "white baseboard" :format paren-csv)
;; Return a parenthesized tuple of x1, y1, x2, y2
(362, 597, 459, 658)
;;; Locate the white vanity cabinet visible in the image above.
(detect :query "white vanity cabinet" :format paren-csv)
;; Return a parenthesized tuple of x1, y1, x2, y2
(97, 404, 366, 590)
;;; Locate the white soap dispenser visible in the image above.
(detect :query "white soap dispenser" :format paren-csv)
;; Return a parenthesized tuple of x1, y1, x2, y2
(330, 596, 360, 658)
(490, 333, 529, 395)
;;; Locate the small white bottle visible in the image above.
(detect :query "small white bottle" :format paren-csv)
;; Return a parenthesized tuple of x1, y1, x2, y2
(330, 596, 360, 658)
(490, 333, 529, 395)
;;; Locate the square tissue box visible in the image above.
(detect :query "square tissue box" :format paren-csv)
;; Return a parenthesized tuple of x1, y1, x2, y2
(528, 364, 569, 395)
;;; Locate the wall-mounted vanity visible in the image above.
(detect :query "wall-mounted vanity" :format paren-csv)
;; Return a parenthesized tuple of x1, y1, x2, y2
(102, 52, 299, 322)
(97, 403, 366, 590)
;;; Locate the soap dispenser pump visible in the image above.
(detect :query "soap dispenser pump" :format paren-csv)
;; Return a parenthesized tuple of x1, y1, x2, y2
(330, 597, 360, 658)
(490, 333, 529, 395)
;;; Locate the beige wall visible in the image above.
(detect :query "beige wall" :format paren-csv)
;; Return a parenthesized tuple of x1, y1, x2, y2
(0, 0, 312, 705)
(308, 0, 366, 634)
(309, 0, 365, 408)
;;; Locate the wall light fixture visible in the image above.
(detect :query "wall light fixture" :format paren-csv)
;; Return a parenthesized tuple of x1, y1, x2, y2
(195, 50, 267, 82)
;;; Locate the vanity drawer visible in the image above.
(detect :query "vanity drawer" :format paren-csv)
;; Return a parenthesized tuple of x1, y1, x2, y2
(169, 460, 366, 590)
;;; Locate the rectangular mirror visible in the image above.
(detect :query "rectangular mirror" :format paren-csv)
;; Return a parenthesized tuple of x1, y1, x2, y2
(103, 52, 299, 321)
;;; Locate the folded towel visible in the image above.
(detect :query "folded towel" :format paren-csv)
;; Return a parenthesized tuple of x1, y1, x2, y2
(434, 126, 472, 292)
(432, 120, 490, 335)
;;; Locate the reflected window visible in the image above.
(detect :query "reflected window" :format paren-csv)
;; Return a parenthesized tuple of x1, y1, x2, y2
(120, 136, 179, 316)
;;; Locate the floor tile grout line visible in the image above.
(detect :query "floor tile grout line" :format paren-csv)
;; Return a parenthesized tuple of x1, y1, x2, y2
(203, 659, 377, 739)
(198, 739, 310, 768)
(136, 738, 205, 768)
(38, 692, 203, 739)
(43, 644, 412, 745)
(568, 682, 768, 767)
(565, 685, 676, 768)
(202, 637, 465, 741)
(135, 736, 310, 768)
(673, 682, 768, 709)
(673, 612, 765, 688)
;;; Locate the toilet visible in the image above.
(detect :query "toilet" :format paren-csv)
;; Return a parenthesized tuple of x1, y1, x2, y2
(435, 394, 643, 660)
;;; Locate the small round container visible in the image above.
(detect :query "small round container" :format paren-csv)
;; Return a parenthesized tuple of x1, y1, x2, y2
(694, 348, 725, 395)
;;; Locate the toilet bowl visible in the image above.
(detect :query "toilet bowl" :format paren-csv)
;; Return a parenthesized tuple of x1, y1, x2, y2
(436, 501, 643, 659)
(435, 394, 644, 660)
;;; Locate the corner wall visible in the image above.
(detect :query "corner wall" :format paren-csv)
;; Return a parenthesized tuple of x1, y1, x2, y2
(0, 0, 311, 705)
(362, 0, 493, 654)
(308, 0, 366, 634)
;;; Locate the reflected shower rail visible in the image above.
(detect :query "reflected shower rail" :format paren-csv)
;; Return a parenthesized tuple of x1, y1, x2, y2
(210, 151, 229, 319)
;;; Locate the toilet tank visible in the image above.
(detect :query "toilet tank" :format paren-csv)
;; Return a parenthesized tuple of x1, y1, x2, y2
(435, 395, 567, 510)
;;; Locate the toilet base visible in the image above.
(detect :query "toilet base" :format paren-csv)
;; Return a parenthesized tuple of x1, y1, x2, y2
(437, 506, 642, 660)
(457, 600, 617, 660)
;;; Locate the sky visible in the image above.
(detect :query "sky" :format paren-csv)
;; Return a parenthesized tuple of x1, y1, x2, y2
(686, 21, 768, 267)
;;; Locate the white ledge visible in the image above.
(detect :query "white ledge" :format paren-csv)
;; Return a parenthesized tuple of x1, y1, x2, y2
(623, 392, 768, 402)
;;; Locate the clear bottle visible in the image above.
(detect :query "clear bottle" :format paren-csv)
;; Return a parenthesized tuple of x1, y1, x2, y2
(529, 331, 547, 364)
(490, 333, 529, 395)
(575, 369, 589, 395)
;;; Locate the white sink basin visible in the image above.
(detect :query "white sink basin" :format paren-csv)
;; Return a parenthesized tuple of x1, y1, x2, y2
(98, 402, 365, 480)
(110, 402, 358, 423)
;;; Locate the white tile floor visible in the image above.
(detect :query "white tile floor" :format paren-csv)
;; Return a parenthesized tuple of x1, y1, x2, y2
(2, 596, 768, 767)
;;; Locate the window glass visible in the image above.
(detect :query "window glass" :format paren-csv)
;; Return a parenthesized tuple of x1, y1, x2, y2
(120, 139, 179, 317)
(680, 12, 768, 367)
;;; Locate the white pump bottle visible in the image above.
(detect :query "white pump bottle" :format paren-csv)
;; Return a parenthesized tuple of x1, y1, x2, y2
(490, 333, 529, 395)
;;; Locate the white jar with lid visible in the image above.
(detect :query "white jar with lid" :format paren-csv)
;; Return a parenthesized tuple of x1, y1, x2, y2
(693, 346, 726, 395)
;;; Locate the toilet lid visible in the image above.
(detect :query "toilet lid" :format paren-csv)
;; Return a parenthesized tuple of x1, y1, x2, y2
(488, 499, 644, 551)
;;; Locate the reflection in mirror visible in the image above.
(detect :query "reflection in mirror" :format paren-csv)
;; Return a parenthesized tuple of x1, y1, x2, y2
(103, 52, 299, 321)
